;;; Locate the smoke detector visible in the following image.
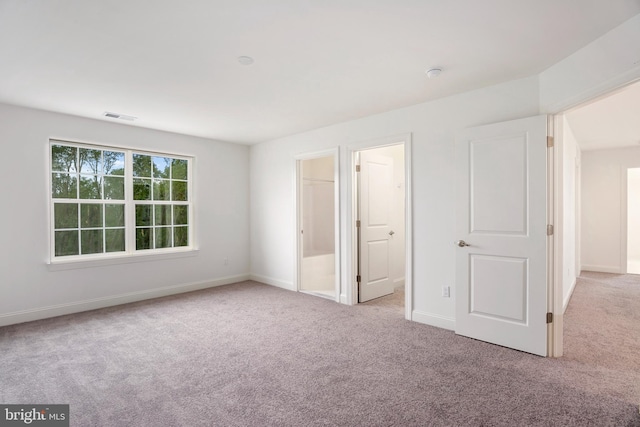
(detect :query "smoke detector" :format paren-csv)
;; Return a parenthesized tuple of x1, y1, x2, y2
(103, 112, 137, 121)
(238, 56, 255, 66)
(426, 68, 443, 79)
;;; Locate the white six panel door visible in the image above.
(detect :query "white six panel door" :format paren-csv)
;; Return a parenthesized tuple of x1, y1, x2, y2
(455, 115, 548, 356)
(359, 151, 395, 302)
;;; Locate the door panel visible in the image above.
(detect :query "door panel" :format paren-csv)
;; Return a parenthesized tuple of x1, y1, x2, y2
(359, 151, 394, 302)
(456, 115, 548, 356)
(367, 240, 389, 282)
(471, 135, 527, 234)
(470, 255, 527, 323)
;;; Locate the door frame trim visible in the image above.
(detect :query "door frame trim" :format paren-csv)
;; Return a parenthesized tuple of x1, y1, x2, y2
(345, 134, 412, 320)
(294, 148, 341, 302)
(549, 115, 560, 357)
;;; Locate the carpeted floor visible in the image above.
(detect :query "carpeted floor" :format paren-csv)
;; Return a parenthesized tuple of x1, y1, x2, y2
(0, 277, 638, 426)
(361, 286, 405, 313)
(562, 271, 640, 402)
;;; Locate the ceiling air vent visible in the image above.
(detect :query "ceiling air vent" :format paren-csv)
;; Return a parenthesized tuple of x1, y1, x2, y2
(103, 112, 137, 121)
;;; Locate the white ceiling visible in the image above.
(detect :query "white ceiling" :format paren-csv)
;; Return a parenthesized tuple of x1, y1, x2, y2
(565, 80, 640, 151)
(1, 1, 639, 144)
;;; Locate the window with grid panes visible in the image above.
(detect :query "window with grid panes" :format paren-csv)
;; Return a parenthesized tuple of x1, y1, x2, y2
(50, 140, 192, 260)
(132, 154, 190, 250)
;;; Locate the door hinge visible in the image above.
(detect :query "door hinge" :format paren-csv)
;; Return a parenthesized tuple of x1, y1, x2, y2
(547, 224, 554, 236)
(356, 220, 361, 228)
(546, 312, 553, 324)
(356, 164, 361, 172)
(356, 275, 361, 283)
(547, 136, 554, 148)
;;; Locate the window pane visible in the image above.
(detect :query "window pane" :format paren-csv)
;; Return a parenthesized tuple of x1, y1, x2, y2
(104, 151, 125, 175)
(55, 231, 79, 256)
(54, 203, 78, 229)
(153, 157, 171, 179)
(52, 145, 77, 172)
(52, 173, 77, 198)
(174, 226, 188, 247)
(135, 205, 152, 226)
(81, 204, 103, 228)
(153, 179, 170, 201)
(155, 205, 171, 226)
(79, 175, 102, 199)
(173, 205, 188, 225)
(105, 229, 125, 253)
(52, 144, 194, 259)
(136, 228, 152, 250)
(155, 227, 171, 249)
(133, 178, 151, 200)
(133, 154, 152, 177)
(172, 181, 187, 201)
(171, 159, 188, 180)
(81, 230, 103, 254)
(104, 176, 125, 200)
(105, 204, 125, 227)
(79, 148, 102, 174)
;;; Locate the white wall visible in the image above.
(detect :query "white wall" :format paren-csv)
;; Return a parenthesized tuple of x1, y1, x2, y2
(540, 14, 640, 113)
(0, 103, 250, 326)
(581, 146, 640, 273)
(250, 75, 541, 329)
(558, 116, 581, 310)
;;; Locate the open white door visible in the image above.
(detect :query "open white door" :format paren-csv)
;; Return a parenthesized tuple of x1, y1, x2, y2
(455, 115, 548, 356)
(358, 150, 394, 302)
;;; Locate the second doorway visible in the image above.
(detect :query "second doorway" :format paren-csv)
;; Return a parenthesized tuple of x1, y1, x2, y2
(355, 144, 405, 303)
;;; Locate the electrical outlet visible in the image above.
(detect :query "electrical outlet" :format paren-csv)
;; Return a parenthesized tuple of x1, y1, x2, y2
(442, 286, 450, 298)
(223, 257, 229, 266)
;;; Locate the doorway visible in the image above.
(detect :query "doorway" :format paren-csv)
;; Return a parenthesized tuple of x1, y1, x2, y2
(296, 151, 339, 300)
(627, 168, 640, 274)
(354, 144, 406, 306)
(554, 79, 640, 356)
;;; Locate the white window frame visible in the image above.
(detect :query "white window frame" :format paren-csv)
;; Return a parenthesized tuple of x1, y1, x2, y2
(48, 139, 196, 269)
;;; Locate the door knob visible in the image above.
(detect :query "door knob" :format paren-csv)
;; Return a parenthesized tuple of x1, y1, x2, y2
(389, 230, 395, 236)
(455, 240, 470, 247)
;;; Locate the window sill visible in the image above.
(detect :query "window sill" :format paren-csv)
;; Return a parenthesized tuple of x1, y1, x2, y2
(47, 248, 200, 271)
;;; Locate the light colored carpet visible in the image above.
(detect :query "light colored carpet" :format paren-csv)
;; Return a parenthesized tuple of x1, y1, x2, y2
(562, 271, 640, 403)
(0, 279, 638, 426)
(360, 287, 405, 314)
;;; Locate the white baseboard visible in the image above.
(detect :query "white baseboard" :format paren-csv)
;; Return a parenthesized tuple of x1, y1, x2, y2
(581, 265, 621, 274)
(563, 278, 577, 314)
(412, 310, 455, 331)
(249, 274, 294, 291)
(393, 277, 405, 289)
(0, 273, 250, 327)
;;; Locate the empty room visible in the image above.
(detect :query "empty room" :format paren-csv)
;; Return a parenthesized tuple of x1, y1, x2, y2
(1, 1, 639, 426)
